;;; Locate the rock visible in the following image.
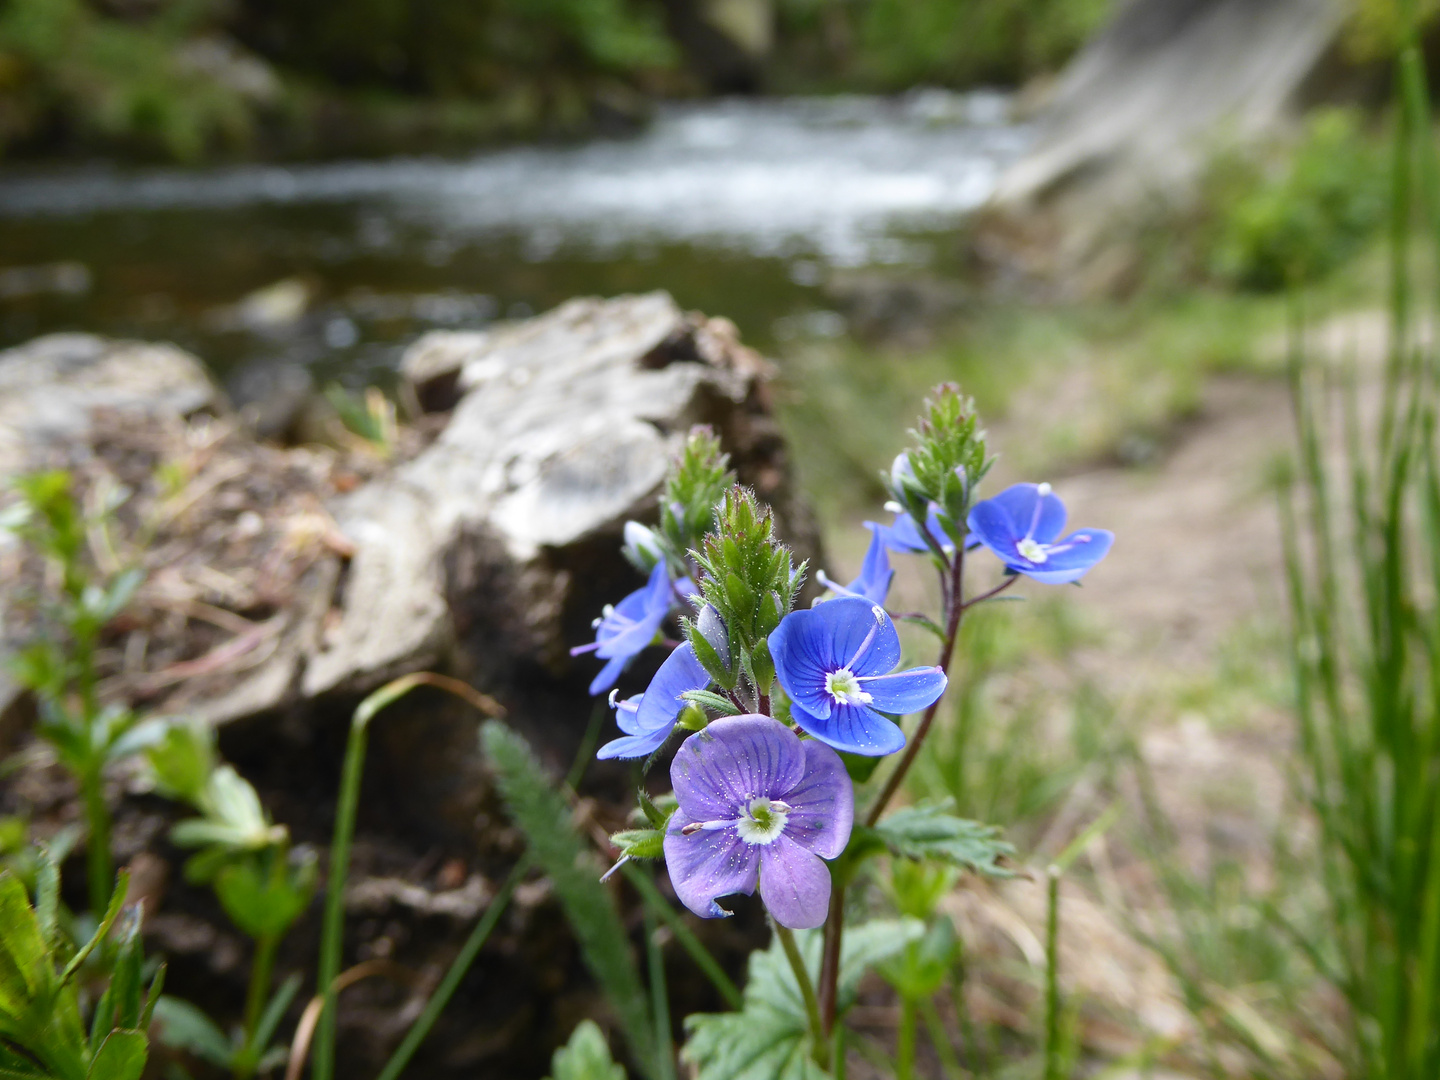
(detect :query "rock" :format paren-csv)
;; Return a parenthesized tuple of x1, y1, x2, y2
(226, 357, 316, 441)
(0, 333, 224, 725)
(306, 291, 813, 706)
(0, 293, 816, 737)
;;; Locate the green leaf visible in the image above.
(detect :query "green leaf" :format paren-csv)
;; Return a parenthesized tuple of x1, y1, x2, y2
(481, 722, 657, 1078)
(680, 690, 741, 717)
(135, 719, 215, 806)
(682, 920, 922, 1080)
(609, 829, 665, 861)
(545, 1019, 626, 1080)
(61, 870, 129, 986)
(151, 996, 235, 1068)
(866, 801, 1013, 875)
(213, 851, 315, 941)
(637, 791, 676, 831)
(86, 1030, 147, 1080)
(0, 872, 49, 1006)
(877, 917, 957, 1001)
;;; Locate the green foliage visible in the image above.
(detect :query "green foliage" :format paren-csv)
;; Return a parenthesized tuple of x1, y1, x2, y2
(658, 427, 734, 561)
(3, 472, 145, 915)
(0, 868, 159, 1080)
(688, 485, 806, 695)
(481, 720, 659, 1079)
(234, 0, 674, 95)
(546, 1019, 628, 1080)
(0, 0, 255, 160)
(889, 384, 992, 552)
(682, 920, 923, 1080)
(152, 974, 299, 1076)
(1207, 109, 1388, 291)
(837, 800, 1012, 887)
(776, 0, 1111, 91)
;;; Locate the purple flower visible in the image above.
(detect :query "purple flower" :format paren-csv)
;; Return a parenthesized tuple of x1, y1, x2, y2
(596, 642, 711, 760)
(877, 505, 951, 555)
(571, 561, 673, 695)
(817, 523, 894, 604)
(967, 483, 1113, 585)
(664, 714, 853, 929)
(769, 596, 947, 756)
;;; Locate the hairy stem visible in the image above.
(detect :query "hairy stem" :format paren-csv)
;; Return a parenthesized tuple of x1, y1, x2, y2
(775, 923, 829, 1070)
(821, 546, 972, 1035)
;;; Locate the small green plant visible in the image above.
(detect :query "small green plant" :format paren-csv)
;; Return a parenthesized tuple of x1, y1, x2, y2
(0, 860, 161, 1080)
(3, 471, 145, 916)
(139, 718, 314, 1079)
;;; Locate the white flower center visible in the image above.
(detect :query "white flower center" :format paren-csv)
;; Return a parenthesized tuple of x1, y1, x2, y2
(1017, 538, 1048, 564)
(735, 797, 790, 845)
(826, 668, 873, 706)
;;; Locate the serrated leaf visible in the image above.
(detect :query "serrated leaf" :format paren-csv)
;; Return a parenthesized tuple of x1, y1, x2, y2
(545, 1019, 626, 1080)
(86, 1030, 146, 1080)
(868, 802, 1012, 875)
(0, 873, 48, 1004)
(682, 920, 922, 1080)
(482, 722, 656, 1078)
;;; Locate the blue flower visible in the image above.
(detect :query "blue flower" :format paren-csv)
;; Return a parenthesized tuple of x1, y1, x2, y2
(967, 483, 1113, 585)
(877, 505, 951, 555)
(817, 523, 894, 604)
(769, 596, 947, 756)
(596, 642, 711, 760)
(571, 560, 673, 695)
(665, 714, 852, 928)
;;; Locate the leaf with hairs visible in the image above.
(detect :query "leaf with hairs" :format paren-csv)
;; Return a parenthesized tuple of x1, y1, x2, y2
(481, 722, 656, 1079)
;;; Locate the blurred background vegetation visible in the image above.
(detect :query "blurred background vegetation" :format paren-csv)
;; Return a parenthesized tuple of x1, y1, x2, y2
(0, 0, 1113, 160)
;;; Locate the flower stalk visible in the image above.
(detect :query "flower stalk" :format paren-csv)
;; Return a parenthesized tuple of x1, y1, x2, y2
(774, 922, 829, 1071)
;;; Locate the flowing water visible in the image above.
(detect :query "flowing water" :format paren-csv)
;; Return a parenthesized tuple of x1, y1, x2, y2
(0, 91, 1030, 405)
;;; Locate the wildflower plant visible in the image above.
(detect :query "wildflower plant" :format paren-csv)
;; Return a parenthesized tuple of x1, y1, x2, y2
(577, 394, 1114, 1076)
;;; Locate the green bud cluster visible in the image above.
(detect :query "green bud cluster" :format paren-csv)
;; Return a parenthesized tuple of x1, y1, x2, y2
(687, 485, 806, 700)
(659, 426, 733, 555)
(888, 384, 993, 555)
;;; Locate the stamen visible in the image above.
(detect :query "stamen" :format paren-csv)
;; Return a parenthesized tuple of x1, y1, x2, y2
(826, 668, 874, 706)
(681, 819, 731, 835)
(842, 606, 887, 670)
(1025, 483, 1051, 541)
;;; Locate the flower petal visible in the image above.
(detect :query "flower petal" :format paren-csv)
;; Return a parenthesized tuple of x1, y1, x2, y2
(759, 837, 833, 929)
(632, 642, 710, 736)
(594, 560, 671, 659)
(966, 497, 1020, 553)
(596, 726, 672, 760)
(781, 740, 854, 860)
(1021, 529, 1114, 585)
(770, 596, 901, 717)
(670, 714, 806, 821)
(849, 522, 894, 603)
(664, 814, 758, 920)
(858, 665, 947, 716)
(986, 483, 1067, 545)
(588, 654, 629, 696)
(792, 700, 906, 757)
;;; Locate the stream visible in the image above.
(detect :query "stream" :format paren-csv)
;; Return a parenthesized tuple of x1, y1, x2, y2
(0, 91, 1030, 406)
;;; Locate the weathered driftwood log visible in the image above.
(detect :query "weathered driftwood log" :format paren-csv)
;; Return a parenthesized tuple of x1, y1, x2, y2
(0, 293, 814, 1077)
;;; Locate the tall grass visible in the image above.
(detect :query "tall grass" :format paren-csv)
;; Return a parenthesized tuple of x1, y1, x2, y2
(1279, 13, 1440, 1077)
